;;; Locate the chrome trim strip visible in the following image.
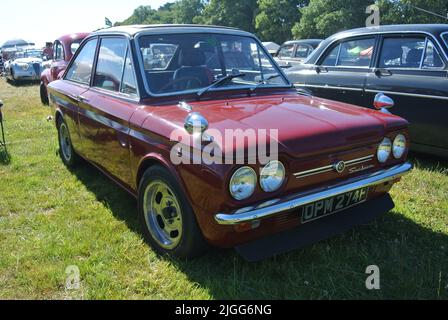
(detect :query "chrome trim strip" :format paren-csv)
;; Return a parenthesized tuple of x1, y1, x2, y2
(215, 162, 413, 225)
(364, 89, 448, 101)
(293, 155, 374, 178)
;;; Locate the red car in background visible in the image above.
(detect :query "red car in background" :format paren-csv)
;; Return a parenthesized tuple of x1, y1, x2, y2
(40, 33, 89, 105)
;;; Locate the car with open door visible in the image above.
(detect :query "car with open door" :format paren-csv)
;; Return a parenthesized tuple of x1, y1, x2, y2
(40, 33, 90, 105)
(48, 25, 412, 261)
(285, 24, 448, 158)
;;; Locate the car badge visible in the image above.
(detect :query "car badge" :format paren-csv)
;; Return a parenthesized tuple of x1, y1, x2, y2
(333, 161, 346, 174)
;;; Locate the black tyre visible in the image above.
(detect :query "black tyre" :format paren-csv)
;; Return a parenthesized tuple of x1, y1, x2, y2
(40, 82, 49, 105)
(138, 165, 208, 259)
(57, 117, 78, 167)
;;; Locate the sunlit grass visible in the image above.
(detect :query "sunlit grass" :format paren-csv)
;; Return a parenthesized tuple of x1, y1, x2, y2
(0, 79, 447, 299)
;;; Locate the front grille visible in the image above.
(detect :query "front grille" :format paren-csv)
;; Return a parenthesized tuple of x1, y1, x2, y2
(293, 155, 375, 179)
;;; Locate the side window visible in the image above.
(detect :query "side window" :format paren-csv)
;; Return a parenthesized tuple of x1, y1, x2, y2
(121, 51, 138, 96)
(423, 40, 444, 69)
(278, 44, 294, 58)
(93, 38, 127, 92)
(337, 38, 375, 67)
(54, 41, 64, 60)
(295, 45, 312, 58)
(321, 44, 340, 66)
(65, 39, 98, 85)
(379, 37, 426, 68)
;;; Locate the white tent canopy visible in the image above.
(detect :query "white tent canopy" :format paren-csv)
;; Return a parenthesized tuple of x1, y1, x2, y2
(262, 42, 280, 54)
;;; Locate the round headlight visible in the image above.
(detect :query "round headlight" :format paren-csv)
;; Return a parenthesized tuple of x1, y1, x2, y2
(393, 134, 407, 159)
(229, 167, 257, 200)
(377, 138, 392, 163)
(260, 161, 285, 192)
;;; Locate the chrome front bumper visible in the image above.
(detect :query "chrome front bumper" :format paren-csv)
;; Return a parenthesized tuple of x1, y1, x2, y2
(215, 162, 413, 225)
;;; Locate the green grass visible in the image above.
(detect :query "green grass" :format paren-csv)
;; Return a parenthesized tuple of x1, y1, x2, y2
(0, 79, 447, 300)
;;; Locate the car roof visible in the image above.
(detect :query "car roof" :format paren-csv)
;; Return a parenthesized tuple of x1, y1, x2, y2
(283, 39, 323, 46)
(328, 24, 448, 41)
(92, 24, 254, 38)
(57, 33, 91, 43)
(302, 24, 448, 65)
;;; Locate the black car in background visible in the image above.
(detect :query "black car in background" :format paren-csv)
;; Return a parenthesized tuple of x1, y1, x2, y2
(286, 24, 448, 158)
(274, 39, 323, 68)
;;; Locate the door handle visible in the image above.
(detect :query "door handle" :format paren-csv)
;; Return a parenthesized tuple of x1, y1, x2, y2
(77, 95, 89, 103)
(374, 68, 392, 77)
(315, 66, 328, 74)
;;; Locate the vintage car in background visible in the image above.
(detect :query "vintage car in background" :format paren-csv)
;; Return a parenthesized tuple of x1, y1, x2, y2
(274, 39, 323, 68)
(48, 25, 412, 261)
(40, 33, 89, 105)
(4, 49, 44, 83)
(286, 24, 448, 158)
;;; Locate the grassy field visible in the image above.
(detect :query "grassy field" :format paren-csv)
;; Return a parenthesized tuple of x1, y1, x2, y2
(0, 79, 447, 300)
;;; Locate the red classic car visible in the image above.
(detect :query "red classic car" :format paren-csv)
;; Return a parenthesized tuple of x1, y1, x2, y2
(40, 33, 90, 105)
(48, 25, 412, 261)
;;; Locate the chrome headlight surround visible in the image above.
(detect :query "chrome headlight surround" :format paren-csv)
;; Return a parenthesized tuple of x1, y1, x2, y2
(260, 160, 286, 192)
(229, 167, 257, 201)
(377, 138, 392, 163)
(393, 134, 407, 159)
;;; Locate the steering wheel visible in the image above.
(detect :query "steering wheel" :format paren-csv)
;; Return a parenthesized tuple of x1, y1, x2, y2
(158, 76, 202, 93)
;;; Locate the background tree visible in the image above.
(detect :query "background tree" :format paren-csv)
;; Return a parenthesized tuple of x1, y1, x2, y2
(255, 0, 309, 43)
(377, 0, 448, 24)
(292, 0, 375, 39)
(193, 0, 258, 33)
(172, 0, 205, 24)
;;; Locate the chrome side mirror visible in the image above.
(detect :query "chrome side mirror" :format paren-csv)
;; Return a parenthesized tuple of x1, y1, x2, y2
(184, 112, 208, 135)
(374, 93, 394, 114)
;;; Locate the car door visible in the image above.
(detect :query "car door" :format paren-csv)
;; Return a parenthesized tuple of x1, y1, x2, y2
(77, 36, 139, 187)
(365, 34, 448, 150)
(51, 40, 68, 82)
(56, 37, 99, 151)
(303, 36, 377, 107)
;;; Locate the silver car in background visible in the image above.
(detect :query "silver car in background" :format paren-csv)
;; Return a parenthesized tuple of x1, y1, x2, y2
(4, 49, 44, 83)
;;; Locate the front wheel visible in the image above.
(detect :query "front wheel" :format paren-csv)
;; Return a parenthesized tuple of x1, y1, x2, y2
(40, 82, 49, 105)
(57, 118, 78, 167)
(138, 165, 208, 259)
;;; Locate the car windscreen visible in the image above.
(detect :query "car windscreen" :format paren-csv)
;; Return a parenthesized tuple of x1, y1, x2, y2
(25, 50, 42, 59)
(137, 33, 288, 95)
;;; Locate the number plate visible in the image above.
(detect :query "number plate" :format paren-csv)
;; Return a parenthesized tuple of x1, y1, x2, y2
(301, 188, 369, 224)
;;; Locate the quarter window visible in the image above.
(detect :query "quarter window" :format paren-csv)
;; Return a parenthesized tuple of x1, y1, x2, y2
(321, 38, 374, 67)
(422, 40, 444, 69)
(65, 39, 98, 85)
(93, 38, 127, 92)
(121, 51, 138, 96)
(278, 44, 294, 58)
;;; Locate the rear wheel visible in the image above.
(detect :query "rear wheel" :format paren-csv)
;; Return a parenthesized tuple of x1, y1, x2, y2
(57, 118, 78, 167)
(138, 165, 208, 259)
(40, 82, 49, 105)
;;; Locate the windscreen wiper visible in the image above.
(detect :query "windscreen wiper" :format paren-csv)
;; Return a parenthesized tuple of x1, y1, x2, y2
(197, 73, 246, 98)
(249, 74, 282, 93)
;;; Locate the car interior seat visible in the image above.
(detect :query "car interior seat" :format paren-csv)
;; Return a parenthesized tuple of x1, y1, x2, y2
(173, 48, 213, 91)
